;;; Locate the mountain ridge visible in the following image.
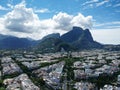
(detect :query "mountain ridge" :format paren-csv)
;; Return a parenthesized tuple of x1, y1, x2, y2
(0, 26, 117, 51)
(35, 26, 103, 52)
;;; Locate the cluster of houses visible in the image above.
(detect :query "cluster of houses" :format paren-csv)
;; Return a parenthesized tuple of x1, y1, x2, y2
(32, 61, 65, 89)
(1, 57, 22, 75)
(74, 82, 96, 90)
(3, 73, 40, 90)
(100, 84, 120, 90)
(0, 52, 66, 90)
(14, 53, 61, 70)
(73, 51, 120, 80)
(0, 50, 120, 90)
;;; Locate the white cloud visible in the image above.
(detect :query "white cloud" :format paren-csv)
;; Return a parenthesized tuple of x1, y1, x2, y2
(4, 1, 40, 33)
(53, 12, 93, 30)
(53, 12, 73, 30)
(34, 8, 50, 13)
(7, 3, 14, 9)
(113, 3, 120, 7)
(0, 1, 93, 40)
(82, 0, 99, 6)
(91, 28, 120, 44)
(94, 21, 120, 29)
(71, 13, 93, 29)
(96, 0, 109, 7)
(82, 0, 110, 9)
(0, 5, 9, 10)
(0, 18, 7, 34)
(82, 0, 99, 9)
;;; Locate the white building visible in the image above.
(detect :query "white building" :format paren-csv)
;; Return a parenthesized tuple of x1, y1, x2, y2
(118, 75, 120, 84)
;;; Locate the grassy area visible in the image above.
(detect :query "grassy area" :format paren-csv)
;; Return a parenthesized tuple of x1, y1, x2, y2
(0, 87, 5, 90)
(87, 72, 118, 89)
(0, 72, 5, 90)
(40, 60, 60, 67)
(2, 73, 21, 79)
(59, 57, 83, 80)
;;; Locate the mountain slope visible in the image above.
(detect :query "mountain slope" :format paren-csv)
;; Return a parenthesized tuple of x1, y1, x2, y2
(42, 33, 60, 40)
(36, 37, 74, 53)
(0, 26, 103, 51)
(61, 27, 83, 43)
(61, 26, 103, 50)
(35, 26, 103, 52)
(0, 34, 36, 49)
(39, 33, 60, 43)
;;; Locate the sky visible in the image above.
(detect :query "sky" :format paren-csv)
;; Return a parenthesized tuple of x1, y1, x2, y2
(0, 0, 120, 44)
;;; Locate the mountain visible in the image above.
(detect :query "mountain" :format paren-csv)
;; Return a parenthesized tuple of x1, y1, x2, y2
(35, 35, 74, 53)
(40, 33, 60, 43)
(42, 33, 60, 40)
(61, 27, 83, 43)
(61, 26, 103, 50)
(0, 34, 36, 49)
(0, 34, 10, 40)
(0, 27, 103, 51)
(35, 26, 103, 52)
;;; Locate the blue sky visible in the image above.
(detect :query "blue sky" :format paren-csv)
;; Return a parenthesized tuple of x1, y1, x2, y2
(0, 0, 120, 44)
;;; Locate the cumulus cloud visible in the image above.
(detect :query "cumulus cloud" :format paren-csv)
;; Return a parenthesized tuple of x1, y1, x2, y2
(53, 12, 73, 30)
(53, 12, 93, 30)
(4, 1, 40, 33)
(0, 1, 93, 40)
(71, 13, 93, 29)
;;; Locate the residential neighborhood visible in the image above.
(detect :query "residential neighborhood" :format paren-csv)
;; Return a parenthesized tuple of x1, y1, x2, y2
(3, 73, 40, 90)
(0, 50, 120, 90)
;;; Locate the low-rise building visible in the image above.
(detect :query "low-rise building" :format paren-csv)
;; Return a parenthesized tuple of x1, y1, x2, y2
(74, 70, 86, 79)
(0, 71, 1, 79)
(101, 85, 120, 90)
(3, 73, 40, 90)
(74, 82, 96, 90)
(2, 63, 22, 75)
